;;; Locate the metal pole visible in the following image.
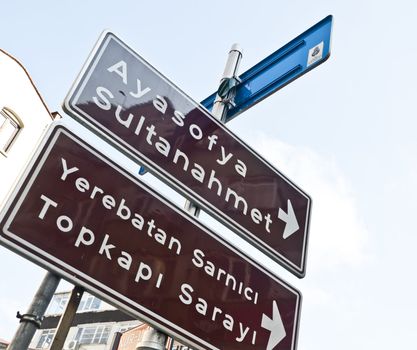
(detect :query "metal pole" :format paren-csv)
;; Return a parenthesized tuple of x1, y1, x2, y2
(8, 271, 60, 350)
(184, 43, 242, 216)
(136, 325, 168, 350)
(136, 43, 242, 350)
(49, 285, 84, 350)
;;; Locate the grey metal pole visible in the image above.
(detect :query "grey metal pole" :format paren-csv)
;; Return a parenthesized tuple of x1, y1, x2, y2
(8, 271, 60, 350)
(136, 326, 168, 350)
(136, 43, 242, 350)
(184, 43, 242, 216)
(49, 285, 84, 350)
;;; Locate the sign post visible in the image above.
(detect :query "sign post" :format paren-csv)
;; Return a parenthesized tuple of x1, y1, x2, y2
(139, 40, 243, 350)
(0, 124, 301, 350)
(49, 286, 84, 350)
(1, 16, 333, 350)
(7, 272, 60, 350)
(63, 31, 311, 278)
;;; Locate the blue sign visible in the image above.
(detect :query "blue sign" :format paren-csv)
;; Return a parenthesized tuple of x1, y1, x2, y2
(201, 15, 333, 123)
(139, 16, 332, 175)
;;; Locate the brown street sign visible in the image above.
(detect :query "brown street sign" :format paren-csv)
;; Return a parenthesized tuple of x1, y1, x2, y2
(0, 124, 301, 350)
(63, 31, 311, 278)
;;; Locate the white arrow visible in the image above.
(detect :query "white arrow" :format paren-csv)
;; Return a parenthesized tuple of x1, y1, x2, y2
(278, 199, 299, 239)
(261, 300, 286, 350)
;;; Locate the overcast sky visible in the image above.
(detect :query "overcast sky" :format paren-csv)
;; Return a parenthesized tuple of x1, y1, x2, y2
(1, 1, 417, 349)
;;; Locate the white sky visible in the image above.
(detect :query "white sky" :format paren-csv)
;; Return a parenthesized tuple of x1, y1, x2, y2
(1, 1, 417, 349)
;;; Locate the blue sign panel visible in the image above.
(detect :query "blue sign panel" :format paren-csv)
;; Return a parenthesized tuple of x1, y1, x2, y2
(201, 15, 333, 123)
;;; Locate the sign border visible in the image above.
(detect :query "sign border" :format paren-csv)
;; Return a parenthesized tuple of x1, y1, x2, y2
(0, 122, 301, 350)
(63, 31, 311, 278)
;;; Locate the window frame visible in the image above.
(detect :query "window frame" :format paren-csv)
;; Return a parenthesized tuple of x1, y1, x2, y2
(0, 107, 24, 156)
(77, 294, 101, 312)
(35, 328, 56, 349)
(75, 324, 112, 345)
(45, 293, 69, 315)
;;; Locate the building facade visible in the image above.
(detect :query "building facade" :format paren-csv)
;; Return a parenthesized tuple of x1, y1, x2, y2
(30, 291, 141, 350)
(115, 324, 189, 350)
(30, 290, 194, 350)
(0, 49, 54, 209)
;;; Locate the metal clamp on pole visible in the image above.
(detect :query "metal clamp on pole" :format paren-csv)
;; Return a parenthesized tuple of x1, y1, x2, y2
(138, 44, 242, 178)
(16, 311, 44, 328)
(212, 43, 243, 122)
(217, 76, 240, 107)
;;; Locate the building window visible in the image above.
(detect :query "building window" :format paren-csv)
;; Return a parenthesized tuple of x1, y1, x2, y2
(35, 329, 55, 349)
(75, 324, 111, 345)
(46, 293, 69, 315)
(46, 292, 101, 316)
(77, 294, 101, 312)
(0, 107, 23, 155)
(118, 324, 137, 333)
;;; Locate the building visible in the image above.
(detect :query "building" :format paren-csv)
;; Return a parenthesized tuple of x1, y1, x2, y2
(0, 48, 54, 208)
(115, 324, 189, 350)
(29, 290, 141, 349)
(29, 289, 195, 350)
(115, 324, 162, 350)
(0, 338, 9, 350)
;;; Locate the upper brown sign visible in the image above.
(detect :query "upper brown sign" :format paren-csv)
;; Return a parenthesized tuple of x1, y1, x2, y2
(63, 31, 311, 277)
(0, 124, 301, 350)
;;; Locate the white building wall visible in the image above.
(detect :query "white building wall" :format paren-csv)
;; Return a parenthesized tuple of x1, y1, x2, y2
(0, 49, 53, 209)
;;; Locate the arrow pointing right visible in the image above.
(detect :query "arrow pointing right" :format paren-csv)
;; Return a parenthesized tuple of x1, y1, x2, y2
(278, 199, 300, 239)
(261, 300, 286, 350)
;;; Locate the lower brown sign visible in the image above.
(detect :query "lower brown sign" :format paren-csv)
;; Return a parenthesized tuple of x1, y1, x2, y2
(0, 124, 301, 350)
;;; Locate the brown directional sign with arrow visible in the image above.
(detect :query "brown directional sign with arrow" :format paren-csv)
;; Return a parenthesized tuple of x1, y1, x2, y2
(0, 124, 301, 350)
(63, 31, 311, 277)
